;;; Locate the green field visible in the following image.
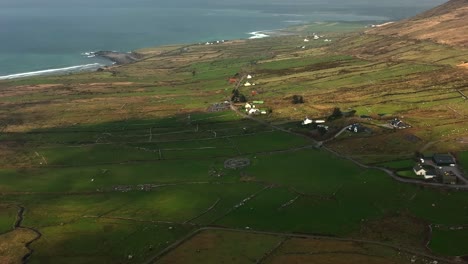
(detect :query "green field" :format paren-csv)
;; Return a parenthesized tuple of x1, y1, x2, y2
(0, 19, 467, 263)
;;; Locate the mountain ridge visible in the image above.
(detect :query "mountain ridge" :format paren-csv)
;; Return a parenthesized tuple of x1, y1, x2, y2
(368, 0, 468, 47)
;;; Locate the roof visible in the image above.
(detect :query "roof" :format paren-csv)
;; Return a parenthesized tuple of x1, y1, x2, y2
(413, 164, 425, 172)
(433, 154, 456, 164)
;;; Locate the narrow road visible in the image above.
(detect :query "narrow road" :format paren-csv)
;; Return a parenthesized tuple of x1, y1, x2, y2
(229, 102, 468, 190)
(321, 125, 351, 143)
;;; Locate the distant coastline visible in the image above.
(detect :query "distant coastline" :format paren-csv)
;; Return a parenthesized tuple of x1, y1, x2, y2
(0, 30, 281, 81)
(0, 23, 354, 81)
(93, 51, 142, 65)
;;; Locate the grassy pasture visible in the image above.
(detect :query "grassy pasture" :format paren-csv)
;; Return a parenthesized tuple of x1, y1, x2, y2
(0, 205, 16, 234)
(157, 229, 445, 264)
(30, 218, 193, 264)
(156, 230, 282, 264)
(429, 227, 468, 256)
(0, 228, 38, 264)
(0, 22, 468, 263)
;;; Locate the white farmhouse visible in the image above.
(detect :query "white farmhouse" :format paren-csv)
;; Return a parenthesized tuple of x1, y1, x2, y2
(302, 117, 313, 125)
(248, 108, 259, 115)
(413, 164, 436, 179)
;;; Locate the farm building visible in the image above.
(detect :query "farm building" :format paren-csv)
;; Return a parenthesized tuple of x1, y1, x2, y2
(390, 118, 410, 129)
(317, 124, 329, 131)
(302, 117, 313, 125)
(360, 115, 372, 120)
(247, 74, 253, 79)
(244, 82, 252, 87)
(304, 38, 310, 42)
(245, 103, 252, 109)
(248, 108, 260, 115)
(413, 164, 436, 179)
(432, 154, 456, 166)
(228, 78, 237, 84)
(348, 123, 365, 133)
(442, 171, 457, 184)
(207, 102, 230, 112)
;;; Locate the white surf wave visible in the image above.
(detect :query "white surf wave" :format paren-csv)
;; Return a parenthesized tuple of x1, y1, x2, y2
(0, 63, 104, 80)
(248, 31, 270, 39)
(284, 20, 305, 24)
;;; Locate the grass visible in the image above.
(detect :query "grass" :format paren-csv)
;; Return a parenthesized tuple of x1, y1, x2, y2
(157, 229, 442, 264)
(157, 230, 283, 264)
(378, 159, 415, 170)
(0, 205, 16, 234)
(0, 228, 38, 264)
(265, 237, 410, 264)
(1, 21, 468, 262)
(429, 227, 468, 256)
(396, 170, 421, 179)
(30, 218, 193, 264)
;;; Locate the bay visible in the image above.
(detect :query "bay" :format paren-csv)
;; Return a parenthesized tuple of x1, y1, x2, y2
(0, 0, 446, 77)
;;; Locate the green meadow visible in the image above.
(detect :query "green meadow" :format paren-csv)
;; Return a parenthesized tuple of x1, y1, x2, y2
(0, 20, 467, 263)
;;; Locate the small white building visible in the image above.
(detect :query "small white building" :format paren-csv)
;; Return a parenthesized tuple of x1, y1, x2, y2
(304, 38, 310, 42)
(247, 74, 253, 79)
(413, 164, 436, 179)
(314, 35, 319, 40)
(244, 82, 252, 87)
(248, 108, 259, 115)
(302, 117, 313, 125)
(315, 120, 326, 124)
(413, 164, 426, 176)
(245, 103, 252, 109)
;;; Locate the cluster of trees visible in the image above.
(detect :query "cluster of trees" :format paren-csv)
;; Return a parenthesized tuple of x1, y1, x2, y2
(327, 107, 356, 120)
(292, 95, 304, 104)
(327, 107, 343, 120)
(231, 89, 247, 103)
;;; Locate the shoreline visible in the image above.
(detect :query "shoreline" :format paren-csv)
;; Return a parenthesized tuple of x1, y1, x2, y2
(0, 21, 371, 81)
(93, 51, 143, 65)
(0, 31, 275, 81)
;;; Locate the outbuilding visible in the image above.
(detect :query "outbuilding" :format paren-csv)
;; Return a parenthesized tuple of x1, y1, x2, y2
(302, 117, 313, 125)
(442, 171, 457, 184)
(433, 154, 456, 166)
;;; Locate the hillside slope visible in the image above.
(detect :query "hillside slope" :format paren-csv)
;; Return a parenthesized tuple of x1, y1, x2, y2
(369, 0, 468, 47)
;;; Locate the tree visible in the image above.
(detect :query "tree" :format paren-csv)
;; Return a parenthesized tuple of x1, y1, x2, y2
(328, 107, 343, 120)
(231, 89, 247, 103)
(238, 94, 247, 103)
(292, 95, 304, 104)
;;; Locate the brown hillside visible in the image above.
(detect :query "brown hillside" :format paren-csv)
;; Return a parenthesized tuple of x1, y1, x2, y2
(368, 0, 468, 47)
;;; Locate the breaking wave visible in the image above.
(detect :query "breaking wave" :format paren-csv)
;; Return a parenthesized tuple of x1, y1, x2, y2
(248, 31, 270, 39)
(0, 63, 104, 80)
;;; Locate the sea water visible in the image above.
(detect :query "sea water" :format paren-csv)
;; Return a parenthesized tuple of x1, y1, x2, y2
(0, 0, 445, 79)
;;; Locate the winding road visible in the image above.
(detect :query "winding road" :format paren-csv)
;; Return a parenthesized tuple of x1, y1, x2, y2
(229, 94, 468, 190)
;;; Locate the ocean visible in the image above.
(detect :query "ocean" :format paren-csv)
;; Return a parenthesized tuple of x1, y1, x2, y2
(0, 0, 446, 79)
